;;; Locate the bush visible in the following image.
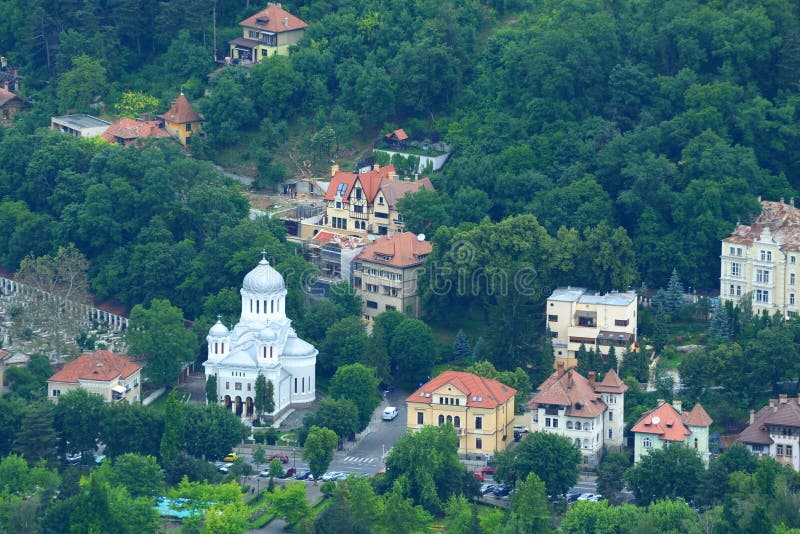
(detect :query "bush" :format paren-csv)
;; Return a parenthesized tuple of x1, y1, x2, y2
(265, 428, 279, 446)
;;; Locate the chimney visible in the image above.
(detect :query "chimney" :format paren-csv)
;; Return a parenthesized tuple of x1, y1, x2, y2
(792, 197, 796, 207)
(758, 195, 762, 202)
(750, 409, 755, 424)
(657, 398, 665, 406)
(672, 399, 682, 413)
(781, 197, 785, 204)
(780, 393, 788, 404)
(557, 361, 565, 377)
(588, 371, 596, 384)
(330, 164, 339, 177)
(283, 17, 289, 28)
(373, 163, 380, 173)
(0, 56, 6, 69)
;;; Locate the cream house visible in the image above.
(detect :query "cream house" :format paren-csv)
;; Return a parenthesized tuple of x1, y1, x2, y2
(547, 287, 637, 369)
(351, 232, 431, 321)
(47, 350, 141, 403)
(406, 371, 516, 457)
(631, 399, 713, 466)
(528, 365, 627, 467)
(738, 394, 800, 471)
(720, 198, 800, 318)
(229, 3, 307, 63)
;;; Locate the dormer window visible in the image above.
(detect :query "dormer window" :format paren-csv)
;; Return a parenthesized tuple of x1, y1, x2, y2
(377, 254, 392, 261)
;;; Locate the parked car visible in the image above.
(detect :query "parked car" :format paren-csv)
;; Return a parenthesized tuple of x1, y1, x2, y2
(565, 491, 581, 502)
(294, 470, 311, 480)
(64, 453, 82, 465)
(333, 472, 349, 481)
(577, 493, 597, 501)
(257, 469, 271, 478)
(588, 494, 604, 502)
(321, 471, 342, 482)
(480, 466, 496, 476)
(492, 485, 513, 497)
(513, 424, 529, 434)
(480, 483, 496, 495)
(268, 454, 289, 464)
(279, 467, 296, 479)
(473, 471, 485, 482)
(223, 452, 239, 462)
(218, 462, 234, 474)
(382, 407, 399, 421)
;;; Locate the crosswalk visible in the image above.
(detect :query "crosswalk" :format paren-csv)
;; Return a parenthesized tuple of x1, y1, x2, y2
(343, 456, 377, 464)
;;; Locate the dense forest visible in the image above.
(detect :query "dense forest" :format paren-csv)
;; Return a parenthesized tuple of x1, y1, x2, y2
(1, 0, 800, 372)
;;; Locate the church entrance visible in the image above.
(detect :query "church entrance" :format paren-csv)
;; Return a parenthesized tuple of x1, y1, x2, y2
(245, 397, 254, 417)
(234, 396, 243, 416)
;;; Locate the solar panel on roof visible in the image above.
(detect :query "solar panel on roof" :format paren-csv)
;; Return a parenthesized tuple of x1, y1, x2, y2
(336, 182, 347, 196)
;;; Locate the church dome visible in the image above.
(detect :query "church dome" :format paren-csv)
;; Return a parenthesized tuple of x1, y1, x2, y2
(242, 258, 285, 294)
(283, 331, 316, 357)
(258, 327, 277, 341)
(209, 319, 229, 337)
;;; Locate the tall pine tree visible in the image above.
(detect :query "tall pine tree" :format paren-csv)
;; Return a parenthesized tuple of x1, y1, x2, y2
(665, 269, 684, 313)
(606, 345, 618, 373)
(709, 304, 731, 345)
(453, 329, 471, 362)
(576, 343, 589, 375)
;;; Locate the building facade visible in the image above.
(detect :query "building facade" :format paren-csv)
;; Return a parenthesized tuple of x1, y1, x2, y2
(156, 93, 204, 146)
(47, 350, 141, 403)
(203, 255, 317, 418)
(547, 287, 637, 369)
(720, 199, 800, 318)
(738, 394, 800, 471)
(313, 164, 434, 239)
(51, 115, 111, 138)
(528, 365, 627, 468)
(352, 232, 432, 321)
(229, 3, 307, 63)
(0, 87, 24, 125)
(631, 400, 713, 465)
(406, 371, 516, 457)
(101, 117, 171, 146)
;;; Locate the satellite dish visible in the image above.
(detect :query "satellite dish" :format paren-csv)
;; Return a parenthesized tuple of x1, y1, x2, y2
(652, 416, 661, 424)
(417, 233, 426, 242)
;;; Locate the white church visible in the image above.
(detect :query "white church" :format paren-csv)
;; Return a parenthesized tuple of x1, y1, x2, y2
(203, 254, 317, 418)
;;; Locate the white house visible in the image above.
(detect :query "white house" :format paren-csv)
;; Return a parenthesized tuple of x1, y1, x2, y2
(738, 394, 800, 471)
(203, 254, 317, 418)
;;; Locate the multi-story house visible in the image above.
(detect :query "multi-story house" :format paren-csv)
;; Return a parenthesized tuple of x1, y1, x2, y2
(47, 350, 142, 403)
(547, 287, 637, 370)
(527, 365, 627, 468)
(406, 371, 516, 457)
(156, 93, 204, 146)
(738, 394, 800, 471)
(314, 164, 434, 239)
(351, 232, 432, 321)
(229, 3, 307, 63)
(720, 198, 800, 318)
(101, 117, 172, 147)
(631, 399, 713, 465)
(51, 114, 111, 138)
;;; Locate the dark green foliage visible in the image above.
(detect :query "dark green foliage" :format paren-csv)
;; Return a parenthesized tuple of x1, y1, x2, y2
(596, 453, 630, 505)
(664, 269, 684, 314)
(709, 303, 732, 345)
(494, 431, 581, 497)
(205, 374, 217, 404)
(453, 329, 471, 362)
(14, 401, 58, 466)
(329, 363, 380, 432)
(625, 443, 704, 505)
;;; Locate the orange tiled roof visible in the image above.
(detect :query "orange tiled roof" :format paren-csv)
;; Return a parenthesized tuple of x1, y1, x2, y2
(385, 128, 408, 141)
(593, 369, 628, 394)
(630, 401, 712, 442)
(723, 200, 800, 250)
(157, 94, 203, 125)
(356, 232, 432, 268)
(101, 117, 171, 143)
(240, 4, 308, 33)
(47, 350, 140, 384)
(0, 87, 20, 107)
(324, 165, 397, 202)
(407, 370, 516, 409)
(684, 403, 713, 426)
(528, 369, 607, 418)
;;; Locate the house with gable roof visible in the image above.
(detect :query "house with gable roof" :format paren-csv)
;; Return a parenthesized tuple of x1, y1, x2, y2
(406, 370, 516, 457)
(738, 394, 800, 471)
(156, 93, 204, 146)
(311, 163, 434, 239)
(47, 350, 141, 403)
(101, 117, 172, 147)
(631, 399, 713, 465)
(528, 364, 627, 468)
(229, 3, 307, 64)
(351, 232, 432, 321)
(0, 87, 25, 125)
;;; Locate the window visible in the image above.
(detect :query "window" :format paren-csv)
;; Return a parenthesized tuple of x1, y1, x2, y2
(247, 383, 251, 392)
(731, 262, 741, 277)
(417, 412, 424, 425)
(552, 331, 558, 338)
(335, 201, 342, 209)
(476, 438, 483, 450)
(614, 319, 629, 327)
(793, 256, 797, 264)
(608, 411, 613, 421)
(185, 123, 192, 132)
(475, 416, 483, 430)
(736, 285, 742, 296)
(566, 421, 574, 429)
(386, 305, 396, 311)
(134, 378, 139, 387)
(226, 382, 230, 389)
(643, 437, 652, 448)
(548, 314, 558, 322)
(777, 444, 784, 455)
(378, 196, 384, 204)
(729, 284, 735, 296)
(756, 269, 770, 283)
(792, 273, 796, 285)
(354, 205, 364, 213)
(552, 418, 558, 428)
(761, 250, 773, 262)
(454, 416, 461, 428)
(578, 316, 595, 327)
(52, 389, 60, 397)
(608, 429, 613, 439)
(294, 378, 298, 393)
(355, 187, 362, 200)
(694, 438, 698, 449)
(755, 289, 770, 303)
(729, 246, 742, 256)
(792, 294, 796, 306)
(787, 445, 793, 457)
(438, 414, 445, 425)
(235, 382, 242, 391)
(366, 300, 378, 309)
(545, 418, 551, 427)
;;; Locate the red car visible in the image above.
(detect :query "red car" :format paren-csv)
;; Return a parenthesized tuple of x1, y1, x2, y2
(473, 471, 485, 482)
(268, 454, 290, 464)
(480, 466, 496, 476)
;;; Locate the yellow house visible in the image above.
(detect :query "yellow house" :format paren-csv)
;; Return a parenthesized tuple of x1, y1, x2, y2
(229, 3, 308, 63)
(156, 93, 204, 146)
(47, 350, 142, 403)
(406, 371, 516, 458)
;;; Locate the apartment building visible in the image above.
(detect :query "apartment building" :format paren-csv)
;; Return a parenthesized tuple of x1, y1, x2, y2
(738, 394, 800, 471)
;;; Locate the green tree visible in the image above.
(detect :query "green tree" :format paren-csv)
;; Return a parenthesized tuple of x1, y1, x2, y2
(111, 454, 165, 498)
(396, 189, 453, 235)
(709, 303, 732, 345)
(57, 55, 107, 113)
(318, 317, 369, 377)
(54, 388, 104, 458)
(184, 404, 248, 460)
(606, 345, 618, 372)
(665, 268, 685, 313)
(501, 472, 551, 533)
(453, 329, 471, 362)
(596, 453, 630, 505)
(390, 318, 437, 387)
(313, 398, 359, 442)
(252, 444, 267, 468)
(268, 457, 284, 479)
(444, 494, 482, 534)
(329, 364, 380, 431)
(303, 426, 338, 481)
(127, 298, 199, 389)
(363, 322, 391, 383)
(160, 391, 185, 466)
(270, 482, 309, 526)
(254, 374, 274, 418)
(205, 375, 217, 404)
(328, 281, 363, 317)
(378, 479, 434, 534)
(625, 443, 704, 505)
(652, 312, 669, 353)
(113, 91, 160, 119)
(494, 431, 580, 497)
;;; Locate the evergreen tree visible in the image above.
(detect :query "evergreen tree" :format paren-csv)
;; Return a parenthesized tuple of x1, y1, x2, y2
(651, 289, 667, 312)
(160, 391, 185, 466)
(453, 329, 471, 362)
(665, 269, 684, 313)
(606, 345, 618, 372)
(15, 401, 58, 466)
(709, 304, 731, 345)
(576, 343, 589, 375)
(471, 337, 485, 363)
(205, 375, 217, 404)
(652, 313, 668, 353)
(265, 379, 275, 415)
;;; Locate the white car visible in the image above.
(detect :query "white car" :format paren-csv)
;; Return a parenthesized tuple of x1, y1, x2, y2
(577, 493, 597, 501)
(513, 424, 529, 434)
(321, 471, 342, 482)
(382, 407, 399, 420)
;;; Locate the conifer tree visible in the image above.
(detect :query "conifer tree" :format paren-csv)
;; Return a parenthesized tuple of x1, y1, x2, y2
(576, 343, 589, 375)
(453, 329, 471, 362)
(709, 304, 732, 345)
(471, 337, 485, 363)
(665, 269, 685, 313)
(606, 344, 618, 373)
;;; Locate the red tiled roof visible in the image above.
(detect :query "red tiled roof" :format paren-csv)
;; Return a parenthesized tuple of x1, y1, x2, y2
(240, 4, 308, 33)
(593, 369, 628, 394)
(528, 369, 607, 418)
(684, 403, 713, 427)
(630, 402, 703, 442)
(385, 128, 408, 141)
(324, 165, 397, 202)
(47, 350, 140, 384)
(0, 87, 20, 107)
(407, 371, 516, 409)
(101, 117, 171, 143)
(724, 200, 800, 251)
(356, 232, 432, 268)
(157, 94, 203, 125)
